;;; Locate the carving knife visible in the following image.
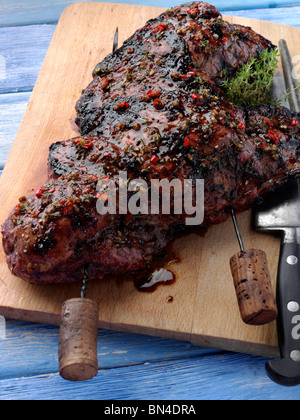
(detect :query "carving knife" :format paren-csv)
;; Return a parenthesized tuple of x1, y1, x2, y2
(255, 39, 300, 386)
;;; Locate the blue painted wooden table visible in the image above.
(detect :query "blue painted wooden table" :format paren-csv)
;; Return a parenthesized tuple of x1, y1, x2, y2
(1, 0, 300, 401)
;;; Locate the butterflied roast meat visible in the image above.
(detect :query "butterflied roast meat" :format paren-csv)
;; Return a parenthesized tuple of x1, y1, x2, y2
(2, 2, 300, 284)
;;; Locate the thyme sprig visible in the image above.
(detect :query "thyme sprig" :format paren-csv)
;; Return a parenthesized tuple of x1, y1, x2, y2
(274, 83, 300, 106)
(222, 48, 280, 107)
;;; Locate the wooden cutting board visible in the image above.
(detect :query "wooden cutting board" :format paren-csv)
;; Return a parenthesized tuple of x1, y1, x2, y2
(0, 2, 299, 358)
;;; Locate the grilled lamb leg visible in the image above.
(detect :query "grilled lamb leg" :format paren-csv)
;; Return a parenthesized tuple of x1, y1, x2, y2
(2, 2, 300, 285)
(75, 2, 273, 137)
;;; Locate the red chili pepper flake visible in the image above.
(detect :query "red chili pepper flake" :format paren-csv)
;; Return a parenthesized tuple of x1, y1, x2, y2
(191, 93, 200, 100)
(238, 122, 245, 130)
(58, 200, 73, 215)
(95, 192, 108, 201)
(187, 7, 200, 14)
(240, 158, 244, 163)
(188, 71, 196, 76)
(101, 194, 108, 202)
(82, 139, 93, 149)
(150, 155, 159, 164)
(291, 120, 298, 126)
(114, 101, 130, 111)
(14, 204, 21, 215)
(157, 23, 168, 32)
(266, 120, 273, 127)
(219, 117, 224, 125)
(184, 137, 190, 147)
(103, 152, 111, 157)
(268, 129, 276, 134)
(125, 214, 133, 222)
(258, 143, 264, 149)
(147, 89, 161, 98)
(265, 133, 279, 144)
(35, 188, 44, 198)
(99, 77, 109, 90)
(63, 200, 73, 215)
(181, 74, 188, 80)
(121, 100, 129, 109)
(153, 22, 168, 33)
(222, 37, 228, 42)
(127, 48, 134, 53)
(49, 187, 55, 193)
(153, 98, 164, 110)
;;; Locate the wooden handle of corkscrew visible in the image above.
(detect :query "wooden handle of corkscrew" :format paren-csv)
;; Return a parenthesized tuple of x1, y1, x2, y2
(230, 249, 278, 325)
(58, 298, 99, 381)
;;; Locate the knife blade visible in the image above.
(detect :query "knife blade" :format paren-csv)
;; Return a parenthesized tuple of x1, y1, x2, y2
(254, 40, 300, 386)
(113, 27, 119, 53)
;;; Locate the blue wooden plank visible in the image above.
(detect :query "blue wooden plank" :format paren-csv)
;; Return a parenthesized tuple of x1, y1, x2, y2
(225, 6, 300, 27)
(0, 25, 55, 94)
(0, 91, 31, 167)
(0, 319, 220, 380)
(215, 0, 300, 9)
(0, 352, 299, 400)
(0, 0, 300, 27)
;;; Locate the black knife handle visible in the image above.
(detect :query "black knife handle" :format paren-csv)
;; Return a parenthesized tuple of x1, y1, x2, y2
(265, 242, 300, 386)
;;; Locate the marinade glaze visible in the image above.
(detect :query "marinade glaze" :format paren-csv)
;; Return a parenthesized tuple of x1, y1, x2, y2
(2, 2, 300, 284)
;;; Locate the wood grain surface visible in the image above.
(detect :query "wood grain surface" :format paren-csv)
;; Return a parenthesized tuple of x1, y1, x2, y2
(0, 2, 299, 358)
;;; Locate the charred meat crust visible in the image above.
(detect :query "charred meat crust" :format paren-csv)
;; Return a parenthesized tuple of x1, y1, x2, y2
(2, 2, 300, 284)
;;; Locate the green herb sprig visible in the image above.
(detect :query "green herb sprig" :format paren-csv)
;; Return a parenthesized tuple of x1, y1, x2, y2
(274, 83, 300, 106)
(222, 48, 280, 107)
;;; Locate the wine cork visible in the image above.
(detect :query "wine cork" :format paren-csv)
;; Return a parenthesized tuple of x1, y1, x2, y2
(230, 249, 278, 325)
(59, 298, 99, 381)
